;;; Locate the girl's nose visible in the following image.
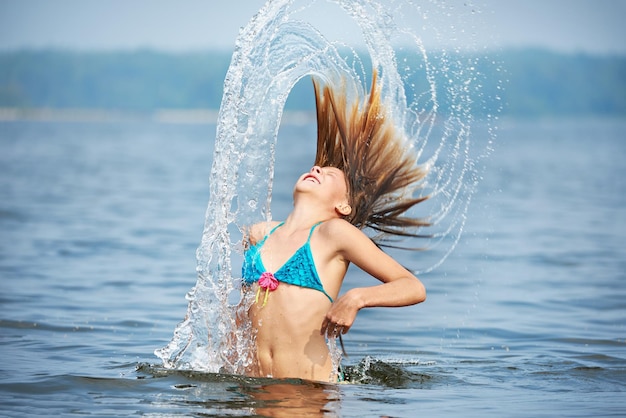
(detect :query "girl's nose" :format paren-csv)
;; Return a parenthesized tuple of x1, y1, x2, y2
(311, 166, 322, 174)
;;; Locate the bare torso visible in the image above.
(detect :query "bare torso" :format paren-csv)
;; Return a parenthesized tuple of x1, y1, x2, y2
(248, 284, 334, 381)
(245, 220, 348, 382)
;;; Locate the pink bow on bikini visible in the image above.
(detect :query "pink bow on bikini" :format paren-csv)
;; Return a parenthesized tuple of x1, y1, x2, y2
(255, 271, 279, 307)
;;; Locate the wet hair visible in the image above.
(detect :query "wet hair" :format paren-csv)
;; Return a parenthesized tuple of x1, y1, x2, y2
(313, 71, 429, 245)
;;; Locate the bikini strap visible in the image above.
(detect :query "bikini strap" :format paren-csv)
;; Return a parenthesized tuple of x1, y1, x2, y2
(261, 221, 319, 244)
(257, 222, 284, 246)
(268, 222, 284, 235)
(307, 221, 323, 241)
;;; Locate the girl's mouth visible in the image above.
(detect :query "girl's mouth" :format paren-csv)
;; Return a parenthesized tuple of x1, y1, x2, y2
(303, 174, 320, 184)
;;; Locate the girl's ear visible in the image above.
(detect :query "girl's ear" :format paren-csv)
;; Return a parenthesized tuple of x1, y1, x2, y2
(335, 203, 352, 216)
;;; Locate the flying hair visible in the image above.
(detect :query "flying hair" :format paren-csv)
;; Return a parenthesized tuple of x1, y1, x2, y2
(313, 71, 430, 246)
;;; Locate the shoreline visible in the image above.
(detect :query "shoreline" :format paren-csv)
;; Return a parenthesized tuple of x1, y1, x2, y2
(1, 107, 622, 126)
(0, 107, 317, 125)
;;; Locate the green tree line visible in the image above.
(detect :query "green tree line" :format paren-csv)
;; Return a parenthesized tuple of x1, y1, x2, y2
(0, 48, 624, 117)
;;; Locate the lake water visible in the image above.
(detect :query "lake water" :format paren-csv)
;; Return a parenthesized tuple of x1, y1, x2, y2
(1, 117, 624, 417)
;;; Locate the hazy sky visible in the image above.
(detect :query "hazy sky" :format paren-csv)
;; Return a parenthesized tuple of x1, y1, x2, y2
(1, 0, 624, 54)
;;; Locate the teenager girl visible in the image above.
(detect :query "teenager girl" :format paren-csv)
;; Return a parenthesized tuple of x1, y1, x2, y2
(241, 72, 428, 382)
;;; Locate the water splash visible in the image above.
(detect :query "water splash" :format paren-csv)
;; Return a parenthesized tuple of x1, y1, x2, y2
(341, 356, 434, 388)
(155, 0, 499, 374)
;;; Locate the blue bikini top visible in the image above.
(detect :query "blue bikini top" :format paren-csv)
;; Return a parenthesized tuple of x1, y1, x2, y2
(242, 222, 333, 303)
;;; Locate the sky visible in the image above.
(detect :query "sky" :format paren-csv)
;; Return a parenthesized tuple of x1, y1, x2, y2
(0, 0, 625, 55)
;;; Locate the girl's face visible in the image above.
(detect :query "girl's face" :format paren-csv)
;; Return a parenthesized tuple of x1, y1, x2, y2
(295, 166, 350, 209)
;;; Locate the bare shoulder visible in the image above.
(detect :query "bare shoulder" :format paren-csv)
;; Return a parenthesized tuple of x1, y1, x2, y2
(319, 217, 358, 235)
(247, 221, 282, 246)
(319, 219, 415, 284)
(318, 218, 372, 247)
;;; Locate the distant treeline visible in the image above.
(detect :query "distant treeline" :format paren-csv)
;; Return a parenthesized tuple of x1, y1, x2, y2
(0, 49, 624, 117)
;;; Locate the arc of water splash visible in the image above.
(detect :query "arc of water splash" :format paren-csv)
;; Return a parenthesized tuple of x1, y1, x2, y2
(342, 1, 476, 243)
(155, 0, 370, 372)
(156, 0, 485, 371)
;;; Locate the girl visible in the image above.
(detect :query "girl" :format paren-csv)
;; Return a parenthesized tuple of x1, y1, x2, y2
(241, 72, 428, 382)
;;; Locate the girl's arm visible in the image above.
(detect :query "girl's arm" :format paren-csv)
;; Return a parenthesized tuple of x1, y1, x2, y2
(320, 219, 426, 336)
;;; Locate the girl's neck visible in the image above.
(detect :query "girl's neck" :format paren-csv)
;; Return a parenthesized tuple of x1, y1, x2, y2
(283, 198, 337, 231)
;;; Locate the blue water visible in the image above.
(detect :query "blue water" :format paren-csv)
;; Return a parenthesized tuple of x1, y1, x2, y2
(0, 117, 625, 417)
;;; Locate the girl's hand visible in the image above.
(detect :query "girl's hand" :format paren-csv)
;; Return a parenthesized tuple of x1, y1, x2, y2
(320, 289, 363, 337)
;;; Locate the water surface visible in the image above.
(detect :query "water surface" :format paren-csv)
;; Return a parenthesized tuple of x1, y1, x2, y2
(0, 118, 624, 416)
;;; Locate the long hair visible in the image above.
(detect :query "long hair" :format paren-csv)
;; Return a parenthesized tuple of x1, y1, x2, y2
(313, 71, 429, 245)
